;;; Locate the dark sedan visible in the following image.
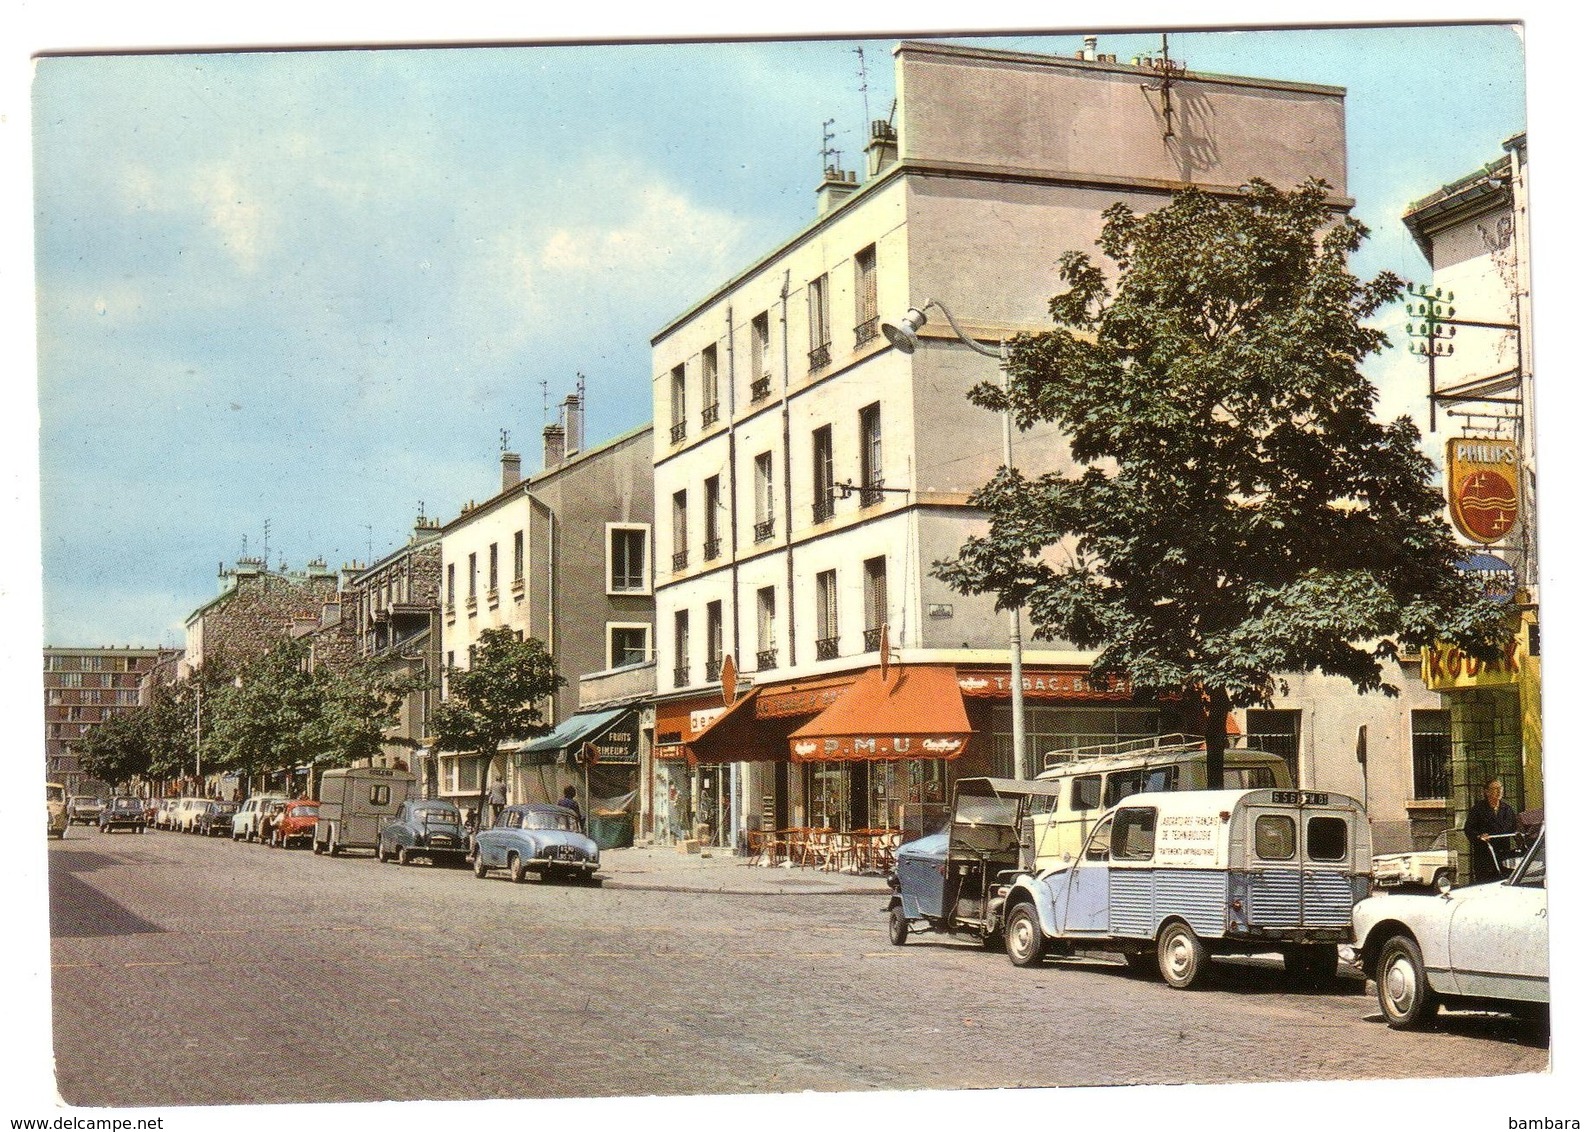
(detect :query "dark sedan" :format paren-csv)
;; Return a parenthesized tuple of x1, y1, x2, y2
(196, 801, 240, 837)
(377, 799, 469, 866)
(98, 796, 147, 834)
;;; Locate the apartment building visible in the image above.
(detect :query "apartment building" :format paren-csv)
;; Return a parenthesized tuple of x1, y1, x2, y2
(649, 39, 1360, 849)
(437, 413, 654, 814)
(43, 646, 175, 793)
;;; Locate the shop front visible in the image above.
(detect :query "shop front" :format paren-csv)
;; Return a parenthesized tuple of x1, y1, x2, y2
(518, 706, 642, 846)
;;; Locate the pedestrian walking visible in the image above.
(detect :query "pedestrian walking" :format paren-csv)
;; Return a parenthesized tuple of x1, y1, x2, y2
(1464, 778, 1520, 882)
(487, 780, 506, 826)
(557, 784, 584, 829)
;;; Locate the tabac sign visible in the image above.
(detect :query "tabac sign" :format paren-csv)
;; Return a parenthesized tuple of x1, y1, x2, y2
(1447, 437, 1519, 544)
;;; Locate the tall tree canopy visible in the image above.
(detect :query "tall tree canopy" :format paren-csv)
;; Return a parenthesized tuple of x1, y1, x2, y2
(936, 179, 1512, 783)
(430, 627, 563, 820)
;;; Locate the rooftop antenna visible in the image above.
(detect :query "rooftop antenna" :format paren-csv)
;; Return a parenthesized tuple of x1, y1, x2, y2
(855, 45, 871, 128)
(539, 379, 549, 428)
(261, 518, 270, 569)
(886, 96, 897, 131)
(1141, 31, 1187, 139)
(821, 118, 841, 176)
(500, 428, 510, 452)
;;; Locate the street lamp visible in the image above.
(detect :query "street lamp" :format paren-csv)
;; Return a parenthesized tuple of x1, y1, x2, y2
(883, 299, 1030, 779)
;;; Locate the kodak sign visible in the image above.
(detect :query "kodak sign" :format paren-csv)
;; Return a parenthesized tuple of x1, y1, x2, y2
(1446, 437, 1519, 544)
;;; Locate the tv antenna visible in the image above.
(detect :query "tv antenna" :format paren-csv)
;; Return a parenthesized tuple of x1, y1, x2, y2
(261, 518, 271, 568)
(855, 45, 871, 127)
(500, 428, 510, 452)
(821, 118, 841, 175)
(1141, 32, 1187, 139)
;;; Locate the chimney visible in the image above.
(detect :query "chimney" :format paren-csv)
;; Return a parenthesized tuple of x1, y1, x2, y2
(816, 167, 859, 215)
(501, 451, 522, 491)
(1079, 35, 1098, 61)
(865, 120, 898, 178)
(561, 393, 583, 457)
(543, 422, 566, 469)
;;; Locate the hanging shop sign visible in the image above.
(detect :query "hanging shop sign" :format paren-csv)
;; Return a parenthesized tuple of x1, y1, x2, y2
(1447, 437, 1520, 544)
(1456, 552, 1519, 603)
(956, 668, 1132, 699)
(1421, 620, 1532, 692)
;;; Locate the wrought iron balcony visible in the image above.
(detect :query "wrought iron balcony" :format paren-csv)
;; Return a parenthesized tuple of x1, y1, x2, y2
(701, 402, 720, 427)
(754, 518, 775, 543)
(815, 636, 840, 661)
(863, 627, 883, 651)
(751, 375, 772, 402)
(705, 655, 724, 682)
(703, 536, 722, 561)
(811, 496, 835, 523)
(807, 344, 831, 373)
(669, 420, 687, 444)
(673, 665, 690, 688)
(859, 482, 885, 508)
(756, 648, 779, 671)
(671, 550, 689, 573)
(854, 317, 879, 348)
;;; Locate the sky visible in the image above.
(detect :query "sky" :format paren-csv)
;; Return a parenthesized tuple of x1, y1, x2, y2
(7, 3, 1587, 1128)
(25, 21, 1530, 650)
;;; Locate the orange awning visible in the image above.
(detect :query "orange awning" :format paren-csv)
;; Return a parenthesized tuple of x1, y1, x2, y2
(685, 689, 780, 766)
(787, 665, 971, 762)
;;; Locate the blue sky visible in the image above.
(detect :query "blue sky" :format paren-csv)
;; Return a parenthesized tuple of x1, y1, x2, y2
(28, 23, 1529, 649)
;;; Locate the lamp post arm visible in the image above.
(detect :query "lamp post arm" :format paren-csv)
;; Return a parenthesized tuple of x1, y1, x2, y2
(920, 298, 1006, 360)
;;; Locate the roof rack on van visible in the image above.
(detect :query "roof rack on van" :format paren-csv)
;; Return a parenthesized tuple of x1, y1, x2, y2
(1041, 732, 1271, 769)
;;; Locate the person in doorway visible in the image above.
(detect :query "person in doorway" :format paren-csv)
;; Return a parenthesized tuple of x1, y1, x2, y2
(487, 780, 506, 827)
(557, 784, 584, 828)
(1464, 778, 1520, 883)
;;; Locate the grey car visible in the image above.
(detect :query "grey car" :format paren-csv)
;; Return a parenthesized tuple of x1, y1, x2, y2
(471, 803, 601, 884)
(376, 799, 469, 866)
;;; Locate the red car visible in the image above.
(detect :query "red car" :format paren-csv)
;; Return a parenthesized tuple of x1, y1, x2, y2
(271, 800, 320, 848)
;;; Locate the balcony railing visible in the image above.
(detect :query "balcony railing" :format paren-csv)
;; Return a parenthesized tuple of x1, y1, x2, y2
(815, 636, 840, 661)
(859, 480, 885, 508)
(669, 420, 687, 444)
(671, 550, 689, 573)
(673, 665, 690, 688)
(705, 655, 724, 683)
(701, 402, 720, 427)
(703, 536, 722, 561)
(811, 496, 835, 523)
(756, 648, 779, 671)
(854, 317, 879, 348)
(863, 626, 883, 651)
(754, 518, 775, 543)
(808, 343, 831, 373)
(751, 375, 772, 402)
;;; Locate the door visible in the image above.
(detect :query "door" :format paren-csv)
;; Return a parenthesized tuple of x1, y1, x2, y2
(1448, 835, 1548, 1001)
(1061, 813, 1114, 933)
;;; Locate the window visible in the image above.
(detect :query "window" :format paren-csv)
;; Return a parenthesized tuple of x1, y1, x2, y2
(467, 553, 478, 601)
(706, 601, 724, 680)
(1411, 709, 1452, 800)
(807, 274, 831, 371)
(854, 244, 878, 347)
(609, 624, 650, 669)
(369, 784, 392, 807)
(1306, 816, 1348, 862)
(1072, 776, 1102, 811)
(859, 402, 883, 506)
(671, 491, 689, 572)
(751, 312, 771, 400)
(811, 425, 834, 522)
(513, 531, 524, 583)
(1246, 709, 1301, 783)
(488, 542, 499, 595)
(673, 610, 690, 688)
(1084, 816, 1113, 861)
(815, 570, 839, 660)
(1110, 807, 1157, 861)
(670, 364, 687, 443)
(754, 451, 775, 542)
(863, 556, 887, 648)
(700, 345, 719, 425)
(446, 563, 455, 607)
(1255, 815, 1297, 860)
(756, 586, 777, 670)
(704, 475, 721, 560)
(608, 525, 650, 594)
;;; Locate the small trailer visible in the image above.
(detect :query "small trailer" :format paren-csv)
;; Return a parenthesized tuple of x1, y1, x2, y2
(313, 766, 415, 856)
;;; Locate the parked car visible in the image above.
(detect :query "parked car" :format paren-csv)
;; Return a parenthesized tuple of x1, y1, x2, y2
(47, 783, 68, 839)
(471, 803, 601, 884)
(232, 793, 288, 842)
(98, 796, 147, 833)
(258, 799, 290, 845)
(377, 798, 469, 866)
(150, 799, 176, 829)
(68, 796, 105, 825)
(1372, 828, 1458, 890)
(197, 801, 240, 837)
(271, 800, 320, 848)
(1352, 827, 1547, 1029)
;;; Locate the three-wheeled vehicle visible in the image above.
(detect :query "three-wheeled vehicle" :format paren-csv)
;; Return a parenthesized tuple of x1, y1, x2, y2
(886, 777, 1066, 948)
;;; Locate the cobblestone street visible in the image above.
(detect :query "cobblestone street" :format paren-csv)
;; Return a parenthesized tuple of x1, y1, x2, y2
(45, 827, 1550, 1111)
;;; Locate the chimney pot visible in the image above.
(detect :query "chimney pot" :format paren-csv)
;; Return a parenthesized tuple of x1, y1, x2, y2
(501, 451, 522, 492)
(543, 423, 566, 470)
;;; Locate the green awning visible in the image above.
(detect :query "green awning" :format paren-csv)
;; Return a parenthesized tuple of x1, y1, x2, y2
(518, 707, 630, 766)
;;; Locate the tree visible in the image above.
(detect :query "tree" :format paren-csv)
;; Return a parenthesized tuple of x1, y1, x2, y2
(203, 640, 322, 794)
(76, 706, 152, 788)
(315, 661, 429, 770)
(430, 627, 563, 821)
(936, 179, 1513, 784)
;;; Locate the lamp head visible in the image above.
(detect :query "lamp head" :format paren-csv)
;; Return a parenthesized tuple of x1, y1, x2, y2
(882, 306, 929, 354)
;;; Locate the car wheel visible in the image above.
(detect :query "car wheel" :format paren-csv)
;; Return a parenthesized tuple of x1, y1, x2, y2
(1157, 920, 1209, 989)
(473, 852, 489, 879)
(888, 905, 909, 946)
(1005, 902, 1047, 967)
(397, 848, 410, 866)
(1432, 868, 1454, 890)
(1377, 934, 1439, 1030)
(509, 853, 528, 883)
(313, 839, 324, 854)
(1284, 944, 1339, 986)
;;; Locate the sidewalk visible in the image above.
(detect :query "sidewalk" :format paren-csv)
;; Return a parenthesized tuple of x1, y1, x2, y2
(597, 844, 890, 897)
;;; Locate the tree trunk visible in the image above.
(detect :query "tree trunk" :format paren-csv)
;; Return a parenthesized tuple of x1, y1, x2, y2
(1203, 686, 1231, 789)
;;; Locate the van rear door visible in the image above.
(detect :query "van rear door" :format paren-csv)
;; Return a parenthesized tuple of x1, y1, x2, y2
(1244, 791, 1358, 930)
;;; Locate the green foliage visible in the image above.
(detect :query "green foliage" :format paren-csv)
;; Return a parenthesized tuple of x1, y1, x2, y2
(76, 707, 151, 788)
(431, 627, 563, 760)
(315, 662, 429, 770)
(936, 179, 1514, 775)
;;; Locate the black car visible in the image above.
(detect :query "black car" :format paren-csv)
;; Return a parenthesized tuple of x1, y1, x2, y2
(196, 801, 240, 837)
(376, 799, 469, 866)
(98, 796, 147, 834)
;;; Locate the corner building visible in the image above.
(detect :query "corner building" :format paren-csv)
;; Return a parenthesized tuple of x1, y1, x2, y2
(649, 41, 1349, 849)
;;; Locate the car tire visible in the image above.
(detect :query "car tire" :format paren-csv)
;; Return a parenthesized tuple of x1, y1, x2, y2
(888, 905, 909, 946)
(397, 848, 410, 866)
(1005, 902, 1047, 968)
(473, 852, 489, 879)
(1284, 944, 1339, 986)
(1157, 920, 1209, 989)
(1377, 934, 1439, 1030)
(1432, 868, 1454, 890)
(509, 853, 528, 883)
